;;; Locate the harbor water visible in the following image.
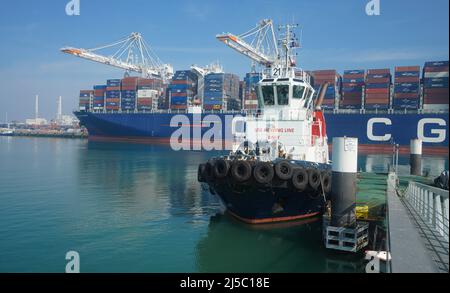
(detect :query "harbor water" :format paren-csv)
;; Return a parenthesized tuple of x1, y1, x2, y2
(0, 137, 448, 273)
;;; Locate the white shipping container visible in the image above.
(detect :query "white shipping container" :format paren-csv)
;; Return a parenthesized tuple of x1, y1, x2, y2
(137, 89, 158, 98)
(424, 72, 449, 78)
(244, 100, 258, 105)
(423, 104, 449, 111)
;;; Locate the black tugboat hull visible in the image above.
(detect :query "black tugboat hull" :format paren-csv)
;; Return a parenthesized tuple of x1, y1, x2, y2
(211, 183, 325, 224)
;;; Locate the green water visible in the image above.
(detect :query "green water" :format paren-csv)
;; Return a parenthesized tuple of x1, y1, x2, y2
(0, 137, 447, 272)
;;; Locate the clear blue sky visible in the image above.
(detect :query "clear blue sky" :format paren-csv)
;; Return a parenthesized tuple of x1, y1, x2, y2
(0, 0, 448, 121)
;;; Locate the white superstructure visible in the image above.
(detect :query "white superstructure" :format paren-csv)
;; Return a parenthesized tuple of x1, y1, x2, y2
(218, 20, 329, 164)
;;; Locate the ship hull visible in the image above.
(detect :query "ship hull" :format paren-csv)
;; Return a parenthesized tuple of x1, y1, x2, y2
(75, 111, 449, 155)
(212, 184, 324, 224)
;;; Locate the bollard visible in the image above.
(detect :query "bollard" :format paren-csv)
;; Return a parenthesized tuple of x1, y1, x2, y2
(410, 139, 422, 176)
(331, 137, 358, 227)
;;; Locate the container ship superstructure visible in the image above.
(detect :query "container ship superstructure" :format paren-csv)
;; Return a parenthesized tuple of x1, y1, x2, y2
(68, 25, 449, 155)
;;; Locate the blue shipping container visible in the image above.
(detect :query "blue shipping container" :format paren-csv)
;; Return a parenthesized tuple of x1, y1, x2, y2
(107, 79, 121, 87)
(395, 71, 420, 78)
(365, 83, 390, 89)
(393, 98, 419, 110)
(424, 61, 449, 67)
(94, 85, 107, 90)
(343, 78, 365, 83)
(344, 70, 365, 75)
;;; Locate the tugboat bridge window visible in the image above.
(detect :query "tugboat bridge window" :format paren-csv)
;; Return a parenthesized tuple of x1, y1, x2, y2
(276, 85, 290, 105)
(293, 85, 306, 99)
(261, 85, 275, 106)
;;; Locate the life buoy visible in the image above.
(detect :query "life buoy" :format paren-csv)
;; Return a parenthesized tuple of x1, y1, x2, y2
(231, 160, 252, 183)
(275, 160, 293, 180)
(322, 171, 332, 194)
(198, 163, 206, 182)
(214, 159, 230, 179)
(292, 168, 308, 191)
(253, 162, 274, 184)
(308, 168, 321, 190)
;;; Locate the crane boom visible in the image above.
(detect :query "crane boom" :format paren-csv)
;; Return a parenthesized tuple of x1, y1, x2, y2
(216, 19, 278, 67)
(61, 32, 173, 82)
(61, 47, 160, 76)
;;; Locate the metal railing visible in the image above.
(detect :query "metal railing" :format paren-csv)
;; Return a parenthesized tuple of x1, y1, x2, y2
(403, 181, 449, 240)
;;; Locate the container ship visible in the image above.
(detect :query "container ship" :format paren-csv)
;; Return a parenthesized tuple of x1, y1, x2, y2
(74, 60, 449, 155)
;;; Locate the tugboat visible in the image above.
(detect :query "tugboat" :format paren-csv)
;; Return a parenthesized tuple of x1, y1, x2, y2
(198, 21, 332, 224)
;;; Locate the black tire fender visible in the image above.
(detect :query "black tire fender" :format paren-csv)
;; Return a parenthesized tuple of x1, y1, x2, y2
(292, 168, 308, 191)
(253, 162, 274, 184)
(308, 168, 321, 190)
(231, 160, 252, 183)
(213, 159, 230, 179)
(274, 160, 293, 180)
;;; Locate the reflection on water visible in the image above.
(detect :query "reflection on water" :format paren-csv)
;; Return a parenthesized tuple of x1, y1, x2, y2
(0, 137, 448, 272)
(360, 153, 448, 177)
(196, 214, 365, 273)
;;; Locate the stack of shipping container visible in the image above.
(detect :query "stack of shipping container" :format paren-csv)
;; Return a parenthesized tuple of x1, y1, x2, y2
(105, 79, 121, 111)
(243, 72, 261, 110)
(93, 85, 106, 110)
(79, 90, 93, 111)
(423, 61, 449, 110)
(365, 69, 391, 110)
(203, 73, 240, 111)
(393, 66, 420, 110)
(121, 77, 138, 111)
(169, 70, 198, 110)
(137, 78, 162, 111)
(311, 70, 341, 110)
(341, 70, 365, 110)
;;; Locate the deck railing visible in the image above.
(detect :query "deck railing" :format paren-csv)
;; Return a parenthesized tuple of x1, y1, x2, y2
(403, 181, 449, 240)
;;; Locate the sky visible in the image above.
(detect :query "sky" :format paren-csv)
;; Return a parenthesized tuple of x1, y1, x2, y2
(0, 0, 448, 121)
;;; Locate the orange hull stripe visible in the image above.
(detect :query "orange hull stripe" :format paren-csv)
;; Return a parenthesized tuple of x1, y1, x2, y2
(227, 210, 321, 224)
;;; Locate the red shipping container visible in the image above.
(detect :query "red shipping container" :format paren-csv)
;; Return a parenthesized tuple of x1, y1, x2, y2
(343, 92, 363, 98)
(106, 98, 120, 103)
(424, 88, 449, 95)
(106, 106, 119, 110)
(395, 66, 420, 72)
(424, 66, 449, 73)
(343, 83, 364, 87)
(424, 97, 449, 104)
(365, 98, 389, 104)
(394, 93, 419, 99)
(121, 86, 137, 91)
(137, 99, 152, 105)
(365, 93, 389, 99)
(395, 77, 420, 83)
(171, 92, 188, 97)
(367, 69, 390, 75)
(424, 94, 449, 100)
(366, 88, 390, 94)
(343, 73, 365, 79)
(94, 90, 105, 96)
(365, 77, 391, 84)
(342, 97, 361, 105)
(107, 86, 121, 91)
(322, 100, 334, 105)
(171, 80, 190, 85)
(171, 105, 188, 110)
(313, 70, 336, 75)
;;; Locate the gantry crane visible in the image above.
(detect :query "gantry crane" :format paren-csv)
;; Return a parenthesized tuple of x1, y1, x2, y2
(216, 19, 305, 80)
(61, 32, 173, 82)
